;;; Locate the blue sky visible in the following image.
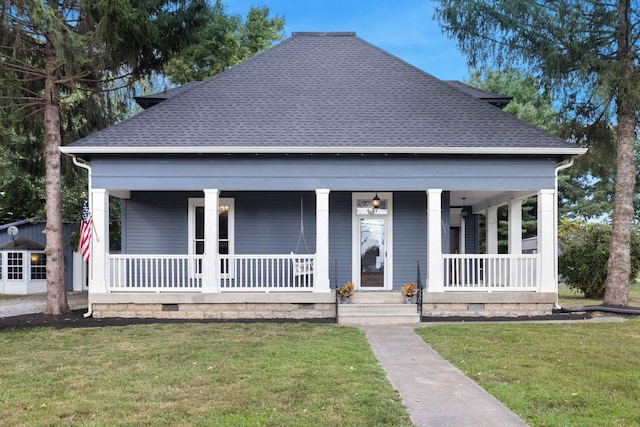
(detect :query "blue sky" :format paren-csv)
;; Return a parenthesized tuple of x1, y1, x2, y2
(225, 0, 470, 82)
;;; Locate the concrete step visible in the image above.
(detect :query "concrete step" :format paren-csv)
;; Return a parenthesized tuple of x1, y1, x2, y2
(348, 291, 407, 304)
(338, 303, 420, 325)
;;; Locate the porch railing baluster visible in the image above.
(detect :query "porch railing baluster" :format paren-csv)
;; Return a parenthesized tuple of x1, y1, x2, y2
(443, 254, 539, 291)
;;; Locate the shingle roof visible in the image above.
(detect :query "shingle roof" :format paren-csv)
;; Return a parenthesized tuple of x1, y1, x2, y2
(133, 81, 204, 109)
(0, 236, 45, 251)
(445, 81, 512, 109)
(62, 32, 583, 156)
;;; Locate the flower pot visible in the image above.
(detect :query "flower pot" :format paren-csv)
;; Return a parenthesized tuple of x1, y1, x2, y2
(404, 296, 415, 304)
(341, 297, 350, 304)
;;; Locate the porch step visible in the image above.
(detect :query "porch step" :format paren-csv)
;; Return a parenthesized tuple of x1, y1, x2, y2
(348, 291, 405, 304)
(338, 303, 420, 325)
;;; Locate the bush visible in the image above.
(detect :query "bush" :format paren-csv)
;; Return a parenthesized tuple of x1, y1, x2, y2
(558, 220, 640, 298)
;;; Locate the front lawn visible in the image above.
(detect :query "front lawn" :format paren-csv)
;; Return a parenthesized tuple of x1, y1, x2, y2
(416, 318, 640, 426)
(0, 323, 411, 426)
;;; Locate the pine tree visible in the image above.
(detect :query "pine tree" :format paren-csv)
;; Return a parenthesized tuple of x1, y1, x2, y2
(0, 0, 208, 314)
(435, 0, 640, 306)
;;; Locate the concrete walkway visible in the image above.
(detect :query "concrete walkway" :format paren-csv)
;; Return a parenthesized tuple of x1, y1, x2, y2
(0, 292, 88, 317)
(360, 324, 529, 427)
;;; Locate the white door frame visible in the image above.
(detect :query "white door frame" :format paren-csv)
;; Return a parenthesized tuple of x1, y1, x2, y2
(352, 192, 393, 290)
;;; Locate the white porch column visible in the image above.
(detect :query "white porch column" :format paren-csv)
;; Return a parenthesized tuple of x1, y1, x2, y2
(202, 189, 220, 293)
(315, 189, 331, 293)
(538, 189, 556, 292)
(90, 188, 109, 293)
(486, 206, 498, 254)
(427, 189, 444, 292)
(508, 199, 523, 255)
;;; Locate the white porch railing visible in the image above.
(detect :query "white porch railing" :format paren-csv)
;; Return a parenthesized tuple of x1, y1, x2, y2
(108, 253, 536, 292)
(109, 254, 203, 291)
(220, 254, 314, 291)
(108, 254, 314, 292)
(443, 254, 539, 291)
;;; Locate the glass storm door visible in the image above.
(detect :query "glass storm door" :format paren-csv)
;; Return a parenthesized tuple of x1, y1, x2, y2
(359, 217, 386, 288)
(354, 193, 392, 290)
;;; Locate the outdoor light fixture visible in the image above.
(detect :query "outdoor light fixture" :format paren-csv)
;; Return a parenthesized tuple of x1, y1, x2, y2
(461, 197, 468, 219)
(372, 193, 381, 209)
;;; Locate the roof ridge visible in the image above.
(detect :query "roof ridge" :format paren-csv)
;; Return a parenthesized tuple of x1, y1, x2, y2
(291, 31, 355, 37)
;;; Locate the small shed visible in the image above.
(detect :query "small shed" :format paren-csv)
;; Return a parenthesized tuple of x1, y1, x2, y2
(0, 218, 85, 294)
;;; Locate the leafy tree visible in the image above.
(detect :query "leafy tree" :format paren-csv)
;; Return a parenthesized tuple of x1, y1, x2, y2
(435, 0, 640, 306)
(0, 0, 208, 314)
(165, 0, 284, 84)
(559, 219, 640, 299)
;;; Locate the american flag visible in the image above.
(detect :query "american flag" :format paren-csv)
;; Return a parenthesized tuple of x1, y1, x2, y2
(79, 199, 92, 262)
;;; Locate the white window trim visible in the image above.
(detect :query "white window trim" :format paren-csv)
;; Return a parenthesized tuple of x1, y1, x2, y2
(6, 251, 25, 282)
(188, 197, 235, 276)
(28, 251, 47, 281)
(351, 192, 393, 291)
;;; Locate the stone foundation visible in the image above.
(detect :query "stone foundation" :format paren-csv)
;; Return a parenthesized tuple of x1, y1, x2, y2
(88, 291, 557, 320)
(92, 302, 336, 320)
(422, 302, 554, 318)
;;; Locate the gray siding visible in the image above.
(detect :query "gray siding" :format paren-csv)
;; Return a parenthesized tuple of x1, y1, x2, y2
(122, 191, 317, 256)
(119, 191, 477, 291)
(329, 192, 352, 289)
(91, 155, 558, 192)
(122, 192, 198, 254)
(465, 213, 480, 254)
(393, 192, 427, 289)
(441, 191, 451, 254)
(233, 192, 316, 255)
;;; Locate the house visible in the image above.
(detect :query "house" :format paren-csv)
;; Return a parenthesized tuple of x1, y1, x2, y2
(0, 218, 85, 294)
(60, 32, 585, 322)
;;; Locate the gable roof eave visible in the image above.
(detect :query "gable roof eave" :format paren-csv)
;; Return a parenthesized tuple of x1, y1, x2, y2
(60, 145, 587, 156)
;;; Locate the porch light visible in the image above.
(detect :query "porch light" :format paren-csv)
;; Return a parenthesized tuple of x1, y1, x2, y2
(372, 193, 381, 209)
(461, 197, 467, 219)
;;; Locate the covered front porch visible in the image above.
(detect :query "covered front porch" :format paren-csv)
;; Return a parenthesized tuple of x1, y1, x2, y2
(85, 186, 558, 319)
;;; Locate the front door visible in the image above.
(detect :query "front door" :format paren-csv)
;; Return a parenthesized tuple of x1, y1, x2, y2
(353, 193, 392, 290)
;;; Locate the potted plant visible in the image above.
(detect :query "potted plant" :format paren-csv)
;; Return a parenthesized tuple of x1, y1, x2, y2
(401, 282, 417, 304)
(337, 281, 356, 304)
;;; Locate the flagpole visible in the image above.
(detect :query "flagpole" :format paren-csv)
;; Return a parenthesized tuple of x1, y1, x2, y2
(91, 221, 100, 242)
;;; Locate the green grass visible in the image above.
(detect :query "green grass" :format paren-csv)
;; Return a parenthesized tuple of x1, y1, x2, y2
(416, 318, 640, 426)
(558, 280, 640, 307)
(0, 323, 411, 426)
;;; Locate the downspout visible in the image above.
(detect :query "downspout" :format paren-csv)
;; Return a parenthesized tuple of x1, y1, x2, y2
(70, 154, 93, 318)
(555, 305, 640, 315)
(553, 157, 574, 310)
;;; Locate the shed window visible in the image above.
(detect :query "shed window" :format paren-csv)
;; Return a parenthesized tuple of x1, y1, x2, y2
(7, 252, 23, 280)
(30, 252, 47, 280)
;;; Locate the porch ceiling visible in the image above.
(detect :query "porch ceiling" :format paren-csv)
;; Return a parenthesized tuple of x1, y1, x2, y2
(450, 190, 538, 213)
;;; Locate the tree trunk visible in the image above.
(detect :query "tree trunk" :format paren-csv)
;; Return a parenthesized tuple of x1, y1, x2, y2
(43, 37, 69, 315)
(603, 0, 634, 307)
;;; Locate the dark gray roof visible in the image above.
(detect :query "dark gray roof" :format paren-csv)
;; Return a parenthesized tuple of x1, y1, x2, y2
(134, 81, 204, 109)
(0, 236, 45, 251)
(0, 217, 40, 230)
(445, 81, 512, 109)
(63, 32, 583, 156)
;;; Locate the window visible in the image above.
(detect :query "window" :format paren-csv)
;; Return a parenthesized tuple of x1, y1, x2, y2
(7, 252, 23, 280)
(189, 198, 234, 274)
(30, 252, 47, 280)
